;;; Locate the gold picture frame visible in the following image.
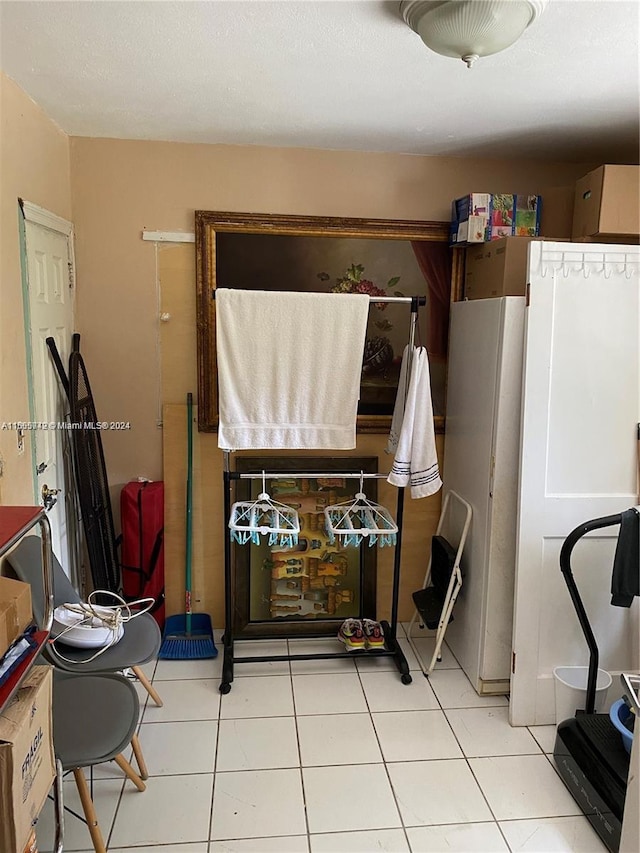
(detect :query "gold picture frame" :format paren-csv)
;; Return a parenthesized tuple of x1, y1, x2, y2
(195, 210, 461, 433)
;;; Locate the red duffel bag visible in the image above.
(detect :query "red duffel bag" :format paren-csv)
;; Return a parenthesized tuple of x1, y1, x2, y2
(120, 479, 165, 628)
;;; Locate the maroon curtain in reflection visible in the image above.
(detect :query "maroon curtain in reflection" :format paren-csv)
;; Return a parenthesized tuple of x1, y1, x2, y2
(411, 241, 453, 358)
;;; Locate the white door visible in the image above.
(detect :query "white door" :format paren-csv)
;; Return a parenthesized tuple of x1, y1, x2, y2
(22, 202, 75, 571)
(510, 241, 640, 726)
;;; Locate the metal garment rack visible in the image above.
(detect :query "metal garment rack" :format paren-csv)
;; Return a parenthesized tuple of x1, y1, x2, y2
(218, 295, 425, 694)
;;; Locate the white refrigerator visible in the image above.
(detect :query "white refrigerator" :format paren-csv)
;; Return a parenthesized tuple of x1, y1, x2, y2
(441, 296, 525, 695)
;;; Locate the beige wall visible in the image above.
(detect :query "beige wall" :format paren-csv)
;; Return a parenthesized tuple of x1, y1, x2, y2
(67, 139, 593, 623)
(1, 77, 599, 620)
(69, 135, 596, 493)
(0, 73, 72, 504)
(158, 243, 446, 627)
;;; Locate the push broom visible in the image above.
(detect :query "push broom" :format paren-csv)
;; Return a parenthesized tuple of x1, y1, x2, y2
(159, 393, 217, 659)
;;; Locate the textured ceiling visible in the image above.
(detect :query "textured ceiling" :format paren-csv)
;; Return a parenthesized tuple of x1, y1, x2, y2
(1, 0, 638, 162)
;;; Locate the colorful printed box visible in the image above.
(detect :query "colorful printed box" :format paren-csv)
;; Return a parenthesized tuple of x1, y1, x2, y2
(451, 194, 541, 246)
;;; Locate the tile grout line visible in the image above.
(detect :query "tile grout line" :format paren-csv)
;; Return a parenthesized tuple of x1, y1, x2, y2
(395, 647, 509, 847)
(355, 650, 412, 849)
(110, 648, 590, 852)
(434, 679, 507, 835)
(288, 638, 313, 853)
(206, 667, 223, 853)
(103, 660, 157, 850)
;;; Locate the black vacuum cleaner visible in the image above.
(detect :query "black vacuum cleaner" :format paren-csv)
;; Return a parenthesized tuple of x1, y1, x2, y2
(553, 511, 637, 853)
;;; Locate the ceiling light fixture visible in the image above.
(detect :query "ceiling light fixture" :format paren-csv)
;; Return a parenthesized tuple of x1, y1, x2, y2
(400, 0, 548, 68)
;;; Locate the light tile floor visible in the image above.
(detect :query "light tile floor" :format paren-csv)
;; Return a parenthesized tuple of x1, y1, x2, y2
(36, 626, 607, 852)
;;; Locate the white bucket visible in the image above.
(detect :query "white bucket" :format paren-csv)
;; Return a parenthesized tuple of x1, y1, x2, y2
(553, 666, 612, 725)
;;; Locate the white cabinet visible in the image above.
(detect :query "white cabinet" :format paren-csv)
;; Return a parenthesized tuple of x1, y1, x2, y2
(442, 242, 640, 722)
(442, 296, 525, 695)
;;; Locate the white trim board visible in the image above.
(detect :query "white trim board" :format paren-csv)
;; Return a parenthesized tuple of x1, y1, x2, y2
(142, 231, 195, 243)
(20, 199, 73, 236)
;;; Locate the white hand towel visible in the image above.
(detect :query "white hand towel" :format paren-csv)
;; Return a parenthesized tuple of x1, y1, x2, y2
(216, 288, 369, 450)
(387, 347, 442, 499)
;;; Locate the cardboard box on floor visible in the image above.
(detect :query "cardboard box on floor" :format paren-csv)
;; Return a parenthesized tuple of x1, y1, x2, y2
(464, 236, 540, 300)
(0, 665, 55, 853)
(0, 576, 32, 659)
(572, 164, 640, 241)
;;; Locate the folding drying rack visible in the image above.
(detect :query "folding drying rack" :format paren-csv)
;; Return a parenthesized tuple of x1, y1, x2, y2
(218, 295, 426, 694)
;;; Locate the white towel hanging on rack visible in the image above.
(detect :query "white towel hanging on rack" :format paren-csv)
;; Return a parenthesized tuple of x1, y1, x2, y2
(387, 346, 442, 499)
(215, 289, 369, 450)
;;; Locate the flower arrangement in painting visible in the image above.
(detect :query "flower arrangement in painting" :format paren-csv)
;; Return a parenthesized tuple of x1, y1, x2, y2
(317, 264, 404, 375)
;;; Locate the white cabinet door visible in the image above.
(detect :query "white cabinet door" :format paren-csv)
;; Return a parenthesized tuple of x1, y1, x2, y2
(510, 242, 640, 726)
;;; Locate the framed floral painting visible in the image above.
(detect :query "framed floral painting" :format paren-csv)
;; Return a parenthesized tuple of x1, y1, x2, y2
(195, 211, 461, 433)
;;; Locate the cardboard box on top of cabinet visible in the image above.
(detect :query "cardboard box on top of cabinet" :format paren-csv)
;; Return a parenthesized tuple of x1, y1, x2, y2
(572, 165, 640, 241)
(451, 194, 541, 246)
(0, 666, 55, 853)
(0, 576, 32, 659)
(464, 236, 541, 300)
(538, 186, 575, 239)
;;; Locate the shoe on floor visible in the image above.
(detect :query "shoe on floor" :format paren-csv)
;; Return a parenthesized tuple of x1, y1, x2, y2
(362, 618, 385, 649)
(338, 618, 365, 651)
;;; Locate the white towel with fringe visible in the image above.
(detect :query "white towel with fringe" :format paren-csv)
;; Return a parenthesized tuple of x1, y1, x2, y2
(216, 288, 369, 450)
(387, 346, 442, 499)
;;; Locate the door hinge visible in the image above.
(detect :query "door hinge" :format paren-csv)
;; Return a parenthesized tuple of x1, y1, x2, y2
(68, 261, 75, 289)
(525, 282, 531, 307)
(512, 651, 516, 674)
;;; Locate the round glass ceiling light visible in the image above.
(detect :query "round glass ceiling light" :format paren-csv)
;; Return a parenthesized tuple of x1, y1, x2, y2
(400, 0, 548, 68)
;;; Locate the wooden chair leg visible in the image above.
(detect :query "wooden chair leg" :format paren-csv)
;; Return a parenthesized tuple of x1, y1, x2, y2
(130, 733, 149, 780)
(132, 665, 163, 706)
(113, 752, 146, 792)
(73, 768, 107, 853)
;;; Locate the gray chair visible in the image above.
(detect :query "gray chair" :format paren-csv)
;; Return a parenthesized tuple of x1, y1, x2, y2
(51, 669, 146, 853)
(5, 535, 163, 711)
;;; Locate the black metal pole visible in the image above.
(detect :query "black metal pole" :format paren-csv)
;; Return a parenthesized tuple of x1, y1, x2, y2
(559, 512, 622, 714)
(223, 456, 233, 649)
(390, 487, 405, 637)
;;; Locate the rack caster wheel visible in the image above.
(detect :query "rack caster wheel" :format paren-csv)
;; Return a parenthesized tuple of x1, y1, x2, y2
(401, 673, 413, 685)
(219, 683, 231, 694)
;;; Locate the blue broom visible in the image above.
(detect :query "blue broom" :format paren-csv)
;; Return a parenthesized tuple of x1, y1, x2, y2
(158, 393, 217, 659)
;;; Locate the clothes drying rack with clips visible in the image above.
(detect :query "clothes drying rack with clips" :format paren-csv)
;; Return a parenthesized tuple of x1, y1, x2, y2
(218, 295, 426, 694)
